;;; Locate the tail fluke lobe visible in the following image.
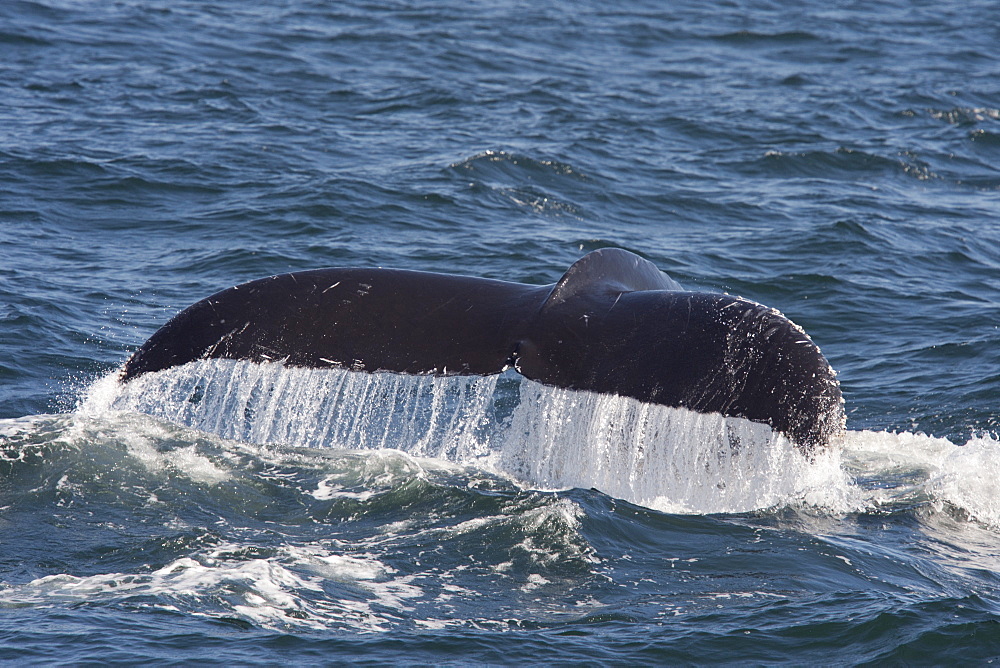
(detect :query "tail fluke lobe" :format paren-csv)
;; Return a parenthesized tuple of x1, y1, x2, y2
(121, 249, 845, 450)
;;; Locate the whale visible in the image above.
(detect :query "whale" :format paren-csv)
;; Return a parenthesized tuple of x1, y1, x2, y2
(120, 248, 845, 450)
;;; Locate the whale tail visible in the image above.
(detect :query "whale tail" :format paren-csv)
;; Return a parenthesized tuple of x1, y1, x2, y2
(120, 249, 845, 450)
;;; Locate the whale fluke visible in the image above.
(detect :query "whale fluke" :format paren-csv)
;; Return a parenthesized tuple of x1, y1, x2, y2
(120, 249, 845, 450)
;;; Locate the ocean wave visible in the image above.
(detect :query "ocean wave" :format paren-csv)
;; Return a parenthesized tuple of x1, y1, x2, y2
(753, 147, 936, 181)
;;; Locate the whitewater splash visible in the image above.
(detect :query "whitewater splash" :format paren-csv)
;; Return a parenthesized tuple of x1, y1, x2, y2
(79, 359, 999, 519)
(6, 362, 999, 637)
(78, 360, 850, 514)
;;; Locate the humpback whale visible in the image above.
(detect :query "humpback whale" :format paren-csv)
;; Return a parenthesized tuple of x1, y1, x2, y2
(120, 249, 845, 450)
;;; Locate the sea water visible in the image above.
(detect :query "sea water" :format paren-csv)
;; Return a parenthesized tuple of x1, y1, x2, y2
(2, 0, 999, 663)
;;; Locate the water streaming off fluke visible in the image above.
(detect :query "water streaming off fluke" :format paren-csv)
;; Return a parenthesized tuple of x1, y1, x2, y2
(87, 360, 850, 514)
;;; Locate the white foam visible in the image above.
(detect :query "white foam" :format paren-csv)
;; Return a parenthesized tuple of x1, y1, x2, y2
(61, 408, 232, 486)
(841, 429, 1000, 528)
(311, 477, 377, 501)
(122, 429, 231, 485)
(513, 498, 597, 566)
(0, 541, 425, 632)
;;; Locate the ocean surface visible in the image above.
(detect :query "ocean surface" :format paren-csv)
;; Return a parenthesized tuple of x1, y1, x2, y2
(2, 0, 999, 663)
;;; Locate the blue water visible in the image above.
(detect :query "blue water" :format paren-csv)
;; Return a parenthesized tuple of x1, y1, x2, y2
(2, 0, 1000, 663)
